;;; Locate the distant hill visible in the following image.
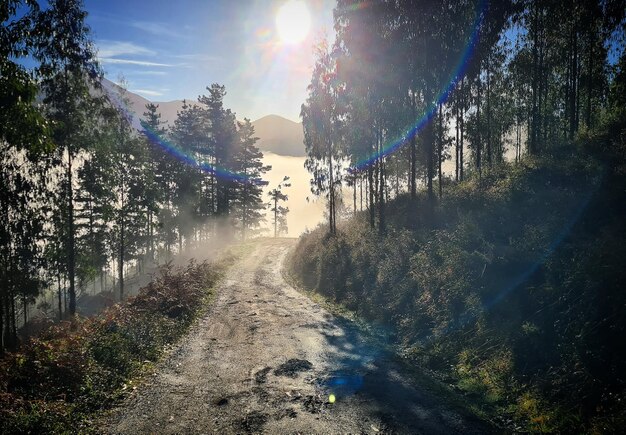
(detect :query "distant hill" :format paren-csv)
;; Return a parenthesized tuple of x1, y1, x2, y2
(251, 115, 305, 157)
(102, 79, 305, 158)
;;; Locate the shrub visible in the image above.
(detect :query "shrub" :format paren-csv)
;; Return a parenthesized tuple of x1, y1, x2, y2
(0, 260, 222, 433)
(288, 150, 626, 432)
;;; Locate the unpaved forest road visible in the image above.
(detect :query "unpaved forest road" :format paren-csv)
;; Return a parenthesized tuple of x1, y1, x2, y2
(103, 238, 493, 434)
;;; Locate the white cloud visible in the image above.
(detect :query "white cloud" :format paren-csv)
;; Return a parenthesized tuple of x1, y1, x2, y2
(131, 70, 169, 76)
(131, 89, 165, 97)
(100, 58, 175, 67)
(98, 41, 156, 58)
(132, 21, 185, 39)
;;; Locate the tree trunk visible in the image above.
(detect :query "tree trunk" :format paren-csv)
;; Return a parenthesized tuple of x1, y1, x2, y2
(0, 290, 3, 354)
(460, 77, 465, 181)
(486, 55, 492, 166)
(410, 93, 417, 198)
(425, 89, 435, 201)
(586, 28, 593, 129)
(22, 296, 27, 327)
(67, 148, 76, 315)
(274, 197, 278, 238)
(328, 149, 335, 235)
(569, 26, 578, 139)
(455, 86, 460, 182)
(58, 273, 63, 321)
(378, 128, 385, 235)
(353, 174, 357, 215)
(530, 4, 540, 154)
(476, 74, 482, 178)
(360, 173, 363, 212)
(368, 166, 375, 228)
(438, 103, 444, 198)
(119, 218, 125, 301)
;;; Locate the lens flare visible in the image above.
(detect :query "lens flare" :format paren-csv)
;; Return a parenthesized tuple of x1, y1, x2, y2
(328, 394, 336, 403)
(350, 0, 486, 172)
(101, 83, 263, 185)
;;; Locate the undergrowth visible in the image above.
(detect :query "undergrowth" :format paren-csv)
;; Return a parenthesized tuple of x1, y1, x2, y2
(288, 143, 626, 433)
(0, 259, 225, 434)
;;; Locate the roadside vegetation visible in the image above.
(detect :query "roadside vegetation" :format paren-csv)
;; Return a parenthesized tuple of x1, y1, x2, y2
(290, 136, 626, 432)
(0, 259, 225, 433)
(294, 1, 626, 432)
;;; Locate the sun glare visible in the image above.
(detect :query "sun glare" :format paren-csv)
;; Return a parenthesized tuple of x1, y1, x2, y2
(276, 1, 311, 45)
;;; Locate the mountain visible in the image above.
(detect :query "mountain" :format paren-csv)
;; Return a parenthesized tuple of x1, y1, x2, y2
(250, 115, 305, 157)
(103, 80, 305, 158)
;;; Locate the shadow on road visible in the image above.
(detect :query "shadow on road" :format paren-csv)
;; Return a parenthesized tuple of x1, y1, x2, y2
(315, 316, 495, 434)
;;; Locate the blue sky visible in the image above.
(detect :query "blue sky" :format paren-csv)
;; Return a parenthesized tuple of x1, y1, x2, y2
(84, 0, 335, 122)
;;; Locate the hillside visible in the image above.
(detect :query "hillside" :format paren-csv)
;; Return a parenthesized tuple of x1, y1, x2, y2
(251, 114, 306, 157)
(288, 141, 626, 432)
(105, 80, 305, 158)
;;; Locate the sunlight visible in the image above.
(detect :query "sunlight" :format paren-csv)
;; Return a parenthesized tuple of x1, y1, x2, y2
(276, 0, 311, 44)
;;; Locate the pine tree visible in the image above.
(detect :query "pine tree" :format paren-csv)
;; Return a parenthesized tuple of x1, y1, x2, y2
(141, 103, 167, 264)
(232, 119, 271, 239)
(198, 84, 238, 237)
(33, 0, 100, 315)
(169, 100, 205, 252)
(268, 177, 291, 238)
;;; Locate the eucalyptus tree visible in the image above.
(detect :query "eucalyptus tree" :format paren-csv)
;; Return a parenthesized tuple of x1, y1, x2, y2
(1, 0, 50, 151)
(334, 0, 402, 231)
(0, 144, 48, 350)
(75, 131, 114, 292)
(302, 39, 345, 235)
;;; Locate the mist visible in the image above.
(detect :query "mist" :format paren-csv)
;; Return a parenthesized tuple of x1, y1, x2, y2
(262, 152, 326, 237)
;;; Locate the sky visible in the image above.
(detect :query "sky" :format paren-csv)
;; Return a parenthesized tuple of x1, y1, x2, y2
(84, 0, 336, 122)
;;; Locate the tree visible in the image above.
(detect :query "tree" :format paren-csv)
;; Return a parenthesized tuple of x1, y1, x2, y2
(302, 39, 344, 235)
(0, 0, 52, 350)
(33, 0, 100, 316)
(107, 82, 150, 300)
(199, 84, 238, 237)
(141, 103, 168, 263)
(232, 119, 271, 239)
(168, 100, 205, 252)
(0, 0, 50, 152)
(268, 177, 291, 238)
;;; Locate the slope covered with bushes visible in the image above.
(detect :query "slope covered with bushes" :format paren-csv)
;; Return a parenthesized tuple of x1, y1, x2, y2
(0, 260, 224, 433)
(289, 141, 626, 431)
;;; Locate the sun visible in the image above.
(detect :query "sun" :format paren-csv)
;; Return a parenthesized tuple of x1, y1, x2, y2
(276, 1, 311, 45)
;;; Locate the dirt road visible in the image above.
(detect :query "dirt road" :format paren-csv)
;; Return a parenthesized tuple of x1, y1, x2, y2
(103, 238, 493, 434)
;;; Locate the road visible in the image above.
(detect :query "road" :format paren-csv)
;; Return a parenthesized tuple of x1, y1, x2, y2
(102, 238, 493, 434)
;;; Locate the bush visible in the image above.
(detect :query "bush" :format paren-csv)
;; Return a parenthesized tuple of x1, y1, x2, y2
(0, 260, 223, 434)
(288, 149, 626, 432)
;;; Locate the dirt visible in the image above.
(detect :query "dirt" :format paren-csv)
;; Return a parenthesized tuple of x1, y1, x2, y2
(101, 238, 494, 434)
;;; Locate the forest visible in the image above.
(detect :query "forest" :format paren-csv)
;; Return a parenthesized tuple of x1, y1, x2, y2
(0, 0, 294, 351)
(292, 0, 626, 432)
(2, 0, 626, 433)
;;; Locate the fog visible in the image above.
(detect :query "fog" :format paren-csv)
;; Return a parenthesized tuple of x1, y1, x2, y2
(262, 152, 326, 237)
